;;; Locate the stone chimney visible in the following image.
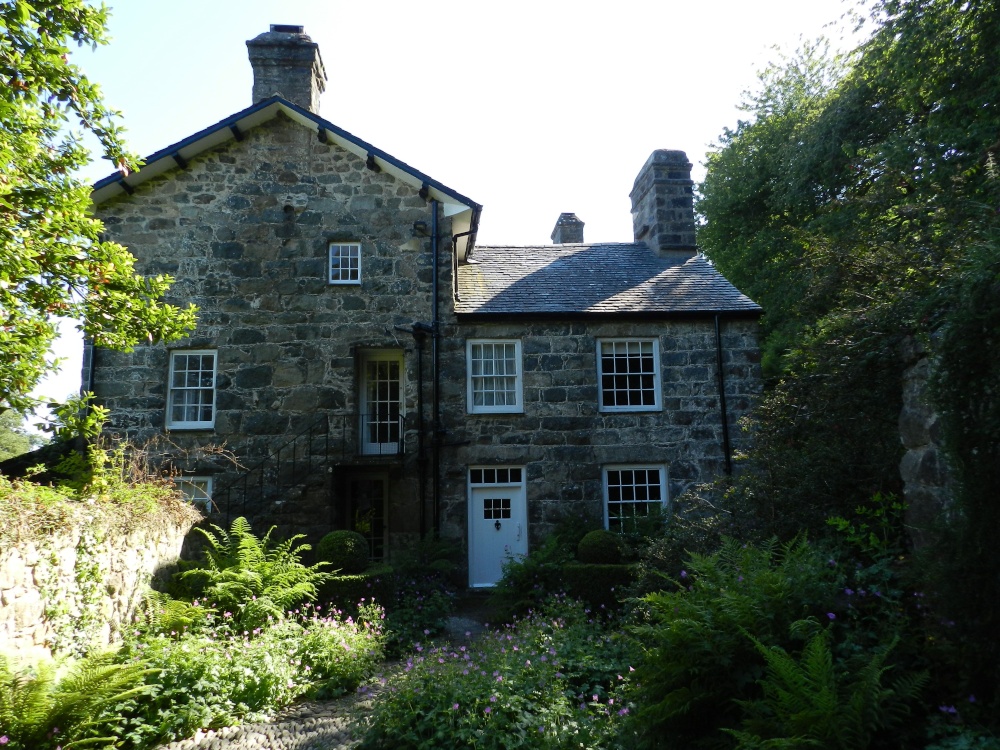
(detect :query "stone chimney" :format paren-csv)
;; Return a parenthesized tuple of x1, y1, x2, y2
(550, 212, 585, 244)
(247, 25, 327, 114)
(629, 150, 697, 262)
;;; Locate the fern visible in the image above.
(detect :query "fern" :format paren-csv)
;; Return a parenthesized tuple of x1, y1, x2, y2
(0, 652, 153, 750)
(730, 630, 928, 750)
(175, 517, 332, 629)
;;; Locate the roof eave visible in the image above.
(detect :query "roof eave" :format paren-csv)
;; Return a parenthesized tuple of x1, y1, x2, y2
(454, 308, 763, 322)
(90, 96, 482, 252)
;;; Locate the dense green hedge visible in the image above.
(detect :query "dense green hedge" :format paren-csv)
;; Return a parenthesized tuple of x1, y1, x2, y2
(561, 563, 636, 610)
(317, 563, 394, 612)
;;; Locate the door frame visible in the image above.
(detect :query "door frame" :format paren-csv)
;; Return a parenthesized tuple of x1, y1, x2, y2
(343, 471, 390, 563)
(467, 466, 528, 588)
(358, 349, 404, 455)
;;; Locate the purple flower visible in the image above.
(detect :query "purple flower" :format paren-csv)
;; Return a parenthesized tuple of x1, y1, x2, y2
(680, 570, 687, 579)
(452, 703, 459, 710)
(844, 588, 854, 596)
(0, 736, 9, 745)
(484, 707, 492, 714)
(827, 612, 836, 620)
(618, 708, 629, 716)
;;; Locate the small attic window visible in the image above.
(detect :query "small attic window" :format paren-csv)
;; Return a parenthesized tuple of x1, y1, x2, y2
(329, 242, 361, 284)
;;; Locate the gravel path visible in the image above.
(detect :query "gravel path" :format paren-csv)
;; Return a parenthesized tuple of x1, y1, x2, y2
(154, 688, 378, 750)
(152, 611, 492, 749)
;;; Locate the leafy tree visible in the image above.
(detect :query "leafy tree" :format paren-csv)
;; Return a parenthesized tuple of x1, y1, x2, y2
(697, 0, 1000, 718)
(0, 409, 41, 460)
(0, 0, 196, 414)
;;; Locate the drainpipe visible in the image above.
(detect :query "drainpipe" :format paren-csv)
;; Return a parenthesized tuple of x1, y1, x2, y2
(714, 314, 733, 475)
(415, 326, 427, 538)
(430, 200, 442, 537)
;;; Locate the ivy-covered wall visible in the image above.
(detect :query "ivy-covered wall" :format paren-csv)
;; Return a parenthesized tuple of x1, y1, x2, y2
(0, 501, 199, 659)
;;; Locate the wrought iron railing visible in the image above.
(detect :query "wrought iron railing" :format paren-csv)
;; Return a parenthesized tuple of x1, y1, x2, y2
(213, 414, 330, 525)
(210, 412, 405, 525)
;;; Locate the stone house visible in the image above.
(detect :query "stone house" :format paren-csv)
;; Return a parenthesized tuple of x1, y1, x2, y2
(87, 26, 762, 586)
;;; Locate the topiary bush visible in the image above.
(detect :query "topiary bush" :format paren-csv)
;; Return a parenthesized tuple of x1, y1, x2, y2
(316, 529, 370, 575)
(562, 562, 635, 611)
(577, 529, 624, 564)
(318, 563, 394, 613)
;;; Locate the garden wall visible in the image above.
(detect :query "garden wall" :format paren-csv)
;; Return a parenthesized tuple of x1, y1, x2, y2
(899, 336, 952, 549)
(0, 501, 200, 659)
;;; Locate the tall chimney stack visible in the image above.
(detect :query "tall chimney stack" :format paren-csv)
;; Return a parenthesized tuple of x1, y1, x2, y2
(550, 212, 585, 244)
(629, 150, 697, 263)
(247, 25, 327, 114)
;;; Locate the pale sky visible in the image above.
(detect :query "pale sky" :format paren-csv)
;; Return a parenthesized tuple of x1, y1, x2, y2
(31, 0, 859, 418)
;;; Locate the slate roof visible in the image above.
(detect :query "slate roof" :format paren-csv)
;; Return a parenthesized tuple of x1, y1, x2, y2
(455, 243, 762, 317)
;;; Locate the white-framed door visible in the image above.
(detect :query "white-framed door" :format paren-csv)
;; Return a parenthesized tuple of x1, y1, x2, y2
(359, 351, 403, 455)
(468, 466, 528, 588)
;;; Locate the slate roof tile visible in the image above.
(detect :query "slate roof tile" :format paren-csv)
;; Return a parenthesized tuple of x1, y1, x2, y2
(455, 243, 762, 316)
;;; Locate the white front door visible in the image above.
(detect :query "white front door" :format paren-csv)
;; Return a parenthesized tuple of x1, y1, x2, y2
(468, 467, 528, 587)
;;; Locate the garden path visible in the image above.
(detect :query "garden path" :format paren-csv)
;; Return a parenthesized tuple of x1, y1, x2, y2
(152, 594, 495, 749)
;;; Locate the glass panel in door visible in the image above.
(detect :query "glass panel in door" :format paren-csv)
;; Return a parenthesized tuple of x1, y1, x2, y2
(361, 355, 402, 455)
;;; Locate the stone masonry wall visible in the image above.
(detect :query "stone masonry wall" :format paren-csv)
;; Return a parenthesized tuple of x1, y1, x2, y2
(92, 112, 446, 545)
(0, 505, 197, 659)
(899, 337, 952, 549)
(436, 317, 761, 543)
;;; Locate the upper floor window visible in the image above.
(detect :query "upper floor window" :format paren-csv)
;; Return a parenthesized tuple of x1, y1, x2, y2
(597, 338, 661, 412)
(167, 350, 216, 429)
(329, 242, 361, 284)
(174, 476, 213, 511)
(603, 465, 667, 533)
(467, 340, 523, 414)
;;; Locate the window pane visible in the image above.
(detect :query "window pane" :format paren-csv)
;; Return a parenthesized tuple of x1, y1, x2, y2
(605, 466, 664, 534)
(599, 340, 658, 411)
(469, 340, 520, 412)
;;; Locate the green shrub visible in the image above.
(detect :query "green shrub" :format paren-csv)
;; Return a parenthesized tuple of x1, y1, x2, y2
(316, 529, 370, 575)
(0, 651, 152, 750)
(489, 535, 571, 622)
(630, 536, 842, 749)
(318, 563, 394, 613)
(106, 602, 384, 749)
(577, 529, 624, 564)
(561, 563, 635, 611)
(380, 537, 462, 654)
(173, 517, 332, 630)
(361, 596, 637, 749)
(728, 631, 926, 750)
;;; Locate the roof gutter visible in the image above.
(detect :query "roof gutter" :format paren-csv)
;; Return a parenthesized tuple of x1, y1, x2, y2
(455, 309, 762, 323)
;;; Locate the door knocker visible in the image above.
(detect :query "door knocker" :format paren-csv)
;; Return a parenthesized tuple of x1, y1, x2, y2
(494, 519, 502, 531)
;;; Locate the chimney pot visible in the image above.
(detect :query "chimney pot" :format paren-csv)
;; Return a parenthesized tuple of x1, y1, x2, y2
(247, 25, 327, 113)
(629, 150, 697, 262)
(550, 212, 585, 244)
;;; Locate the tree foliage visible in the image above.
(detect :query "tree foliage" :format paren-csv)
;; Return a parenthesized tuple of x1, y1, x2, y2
(0, 409, 40, 460)
(698, 0, 1000, 521)
(0, 0, 195, 413)
(697, 0, 1000, 708)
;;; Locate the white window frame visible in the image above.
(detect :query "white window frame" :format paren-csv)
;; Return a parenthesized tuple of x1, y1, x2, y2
(602, 464, 668, 534)
(359, 350, 404, 455)
(166, 350, 217, 429)
(329, 242, 362, 284)
(174, 476, 213, 512)
(466, 339, 524, 414)
(596, 338, 662, 412)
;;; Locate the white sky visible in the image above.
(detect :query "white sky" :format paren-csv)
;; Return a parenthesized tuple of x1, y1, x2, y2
(31, 0, 859, 417)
